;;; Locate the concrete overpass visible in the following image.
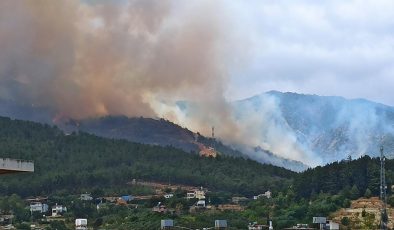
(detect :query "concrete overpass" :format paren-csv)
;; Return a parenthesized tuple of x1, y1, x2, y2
(0, 158, 34, 174)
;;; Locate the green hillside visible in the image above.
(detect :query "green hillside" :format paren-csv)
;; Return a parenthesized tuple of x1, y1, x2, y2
(0, 116, 293, 197)
(295, 156, 394, 199)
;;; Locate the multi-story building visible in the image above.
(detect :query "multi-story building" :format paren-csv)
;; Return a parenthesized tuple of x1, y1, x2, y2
(30, 202, 48, 214)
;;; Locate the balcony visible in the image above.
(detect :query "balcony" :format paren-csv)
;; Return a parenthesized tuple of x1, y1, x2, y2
(0, 158, 34, 174)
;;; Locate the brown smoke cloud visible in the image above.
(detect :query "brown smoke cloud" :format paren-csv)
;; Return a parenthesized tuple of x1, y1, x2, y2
(0, 0, 245, 138)
(0, 0, 320, 166)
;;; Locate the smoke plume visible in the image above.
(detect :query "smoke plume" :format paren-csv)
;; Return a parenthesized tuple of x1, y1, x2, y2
(0, 1, 230, 116)
(0, 0, 316, 165)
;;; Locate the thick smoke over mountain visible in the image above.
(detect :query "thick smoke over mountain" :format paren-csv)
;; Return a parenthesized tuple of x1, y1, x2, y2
(234, 92, 394, 166)
(0, 0, 324, 165)
(0, 0, 240, 134)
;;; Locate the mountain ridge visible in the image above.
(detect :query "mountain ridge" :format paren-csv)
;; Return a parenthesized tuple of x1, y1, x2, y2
(2, 90, 393, 169)
(70, 116, 308, 172)
(0, 98, 308, 171)
(234, 91, 394, 165)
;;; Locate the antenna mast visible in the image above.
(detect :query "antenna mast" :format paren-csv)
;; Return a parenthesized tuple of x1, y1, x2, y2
(211, 126, 215, 149)
(380, 146, 388, 230)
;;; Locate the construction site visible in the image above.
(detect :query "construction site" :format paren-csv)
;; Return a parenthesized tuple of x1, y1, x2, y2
(331, 197, 393, 229)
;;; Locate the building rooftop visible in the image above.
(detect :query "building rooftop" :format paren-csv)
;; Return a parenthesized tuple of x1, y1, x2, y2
(0, 158, 34, 174)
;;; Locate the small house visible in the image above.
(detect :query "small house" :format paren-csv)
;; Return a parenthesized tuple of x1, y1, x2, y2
(80, 193, 93, 201)
(253, 191, 271, 200)
(75, 218, 88, 230)
(121, 195, 133, 202)
(186, 187, 206, 200)
(153, 202, 167, 213)
(186, 192, 195, 199)
(248, 222, 264, 230)
(215, 220, 228, 229)
(196, 200, 206, 208)
(52, 204, 67, 217)
(195, 190, 205, 200)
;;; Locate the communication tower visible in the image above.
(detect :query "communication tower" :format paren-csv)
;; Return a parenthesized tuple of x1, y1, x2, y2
(211, 126, 215, 149)
(380, 146, 388, 230)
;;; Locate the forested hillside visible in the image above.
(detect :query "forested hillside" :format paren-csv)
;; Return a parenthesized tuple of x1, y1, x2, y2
(66, 115, 308, 172)
(0, 116, 294, 197)
(0, 98, 308, 171)
(294, 156, 394, 199)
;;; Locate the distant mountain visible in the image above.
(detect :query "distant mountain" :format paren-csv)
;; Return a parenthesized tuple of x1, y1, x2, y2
(7, 90, 392, 169)
(0, 99, 308, 172)
(69, 116, 308, 172)
(234, 91, 394, 165)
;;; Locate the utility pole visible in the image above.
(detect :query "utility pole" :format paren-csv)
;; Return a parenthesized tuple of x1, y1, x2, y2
(380, 146, 388, 230)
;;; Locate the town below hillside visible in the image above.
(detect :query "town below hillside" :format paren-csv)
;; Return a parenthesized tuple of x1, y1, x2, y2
(1, 181, 393, 229)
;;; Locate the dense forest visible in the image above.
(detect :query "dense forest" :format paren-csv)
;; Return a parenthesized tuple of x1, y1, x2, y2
(295, 155, 394, 198)
(0, 116, 293, 197)
(0, 116, 393, 229)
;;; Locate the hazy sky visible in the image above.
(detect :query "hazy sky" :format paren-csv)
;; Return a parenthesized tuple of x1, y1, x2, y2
(226, 0, 394, 106)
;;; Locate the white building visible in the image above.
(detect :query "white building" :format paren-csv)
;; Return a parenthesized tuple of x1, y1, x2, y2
(80, 193, 93, 201)
(253, 191, 271, 200)
(186, 188, 206, 200)
(195, 190, 205, 200)
(186, 192, 195, 199)
(196, 200, 206, 208)
(30, 202, 48, 213)
(52, 204, 67, 217)
(327, 221, 339, 230)
(164, 194, 174, 199)
(248, 224, 263, 230)
(75, 218, 88, 230)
